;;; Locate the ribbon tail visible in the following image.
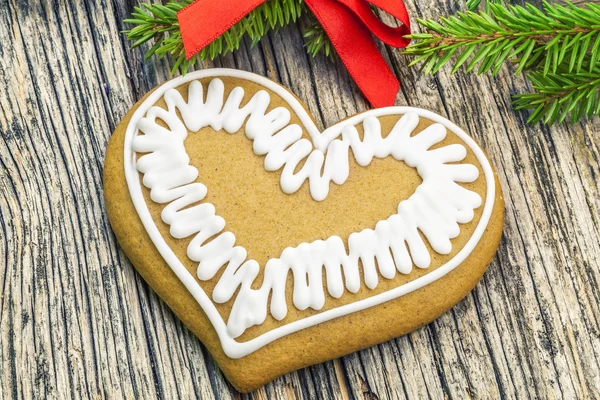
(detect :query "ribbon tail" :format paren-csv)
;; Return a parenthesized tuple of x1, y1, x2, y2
(305, 0, 400, 108)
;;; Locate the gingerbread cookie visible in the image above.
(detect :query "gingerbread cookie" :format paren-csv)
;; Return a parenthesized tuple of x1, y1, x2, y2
(104, 69, 504, 392)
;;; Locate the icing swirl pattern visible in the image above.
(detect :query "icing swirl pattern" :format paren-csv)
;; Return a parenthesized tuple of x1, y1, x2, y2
(132, 77, 482, 338)
(123, 69, 495, 358)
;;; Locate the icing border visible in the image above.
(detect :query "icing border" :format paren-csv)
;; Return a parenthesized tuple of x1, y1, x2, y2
(123, 68, 495, 358)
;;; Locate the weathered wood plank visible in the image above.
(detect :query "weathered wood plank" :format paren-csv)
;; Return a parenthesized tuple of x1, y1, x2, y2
(1, 0, 600, 398)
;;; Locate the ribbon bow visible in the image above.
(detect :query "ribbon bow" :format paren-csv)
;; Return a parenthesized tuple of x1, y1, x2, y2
(177, 0, 411, 108)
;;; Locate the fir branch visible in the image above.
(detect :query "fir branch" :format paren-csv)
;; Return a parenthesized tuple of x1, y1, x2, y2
(404, 1, 600, 77)
(514, 65, 600, 125)
(124, 0, 307, 74)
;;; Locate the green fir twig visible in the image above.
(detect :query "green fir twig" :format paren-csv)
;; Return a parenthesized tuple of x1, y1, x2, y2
(404, 1, 600, 77)
(404, 0, 600, 125)
(514, 66, 600, 125)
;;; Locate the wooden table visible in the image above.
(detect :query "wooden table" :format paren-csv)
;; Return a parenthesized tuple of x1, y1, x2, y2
(1, 1, 599, 398)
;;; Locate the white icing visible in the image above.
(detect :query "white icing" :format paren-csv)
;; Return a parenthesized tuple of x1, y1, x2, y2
(123, 68, 495, 359)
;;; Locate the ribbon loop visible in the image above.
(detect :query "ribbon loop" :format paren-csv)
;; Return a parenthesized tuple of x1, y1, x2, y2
(179, 0, 268, 59)
(178, 0, 411, 108)
(337, 0, 410, 47)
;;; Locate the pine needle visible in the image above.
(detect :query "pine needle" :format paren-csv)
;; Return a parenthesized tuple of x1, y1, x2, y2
(304, 23, 336, 61)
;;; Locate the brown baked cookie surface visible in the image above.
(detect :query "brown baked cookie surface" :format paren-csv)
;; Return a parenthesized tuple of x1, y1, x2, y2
(104, 69, 504, 393)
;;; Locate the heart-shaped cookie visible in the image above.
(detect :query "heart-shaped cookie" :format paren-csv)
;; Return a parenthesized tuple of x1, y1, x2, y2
(104, 68, 504, 392)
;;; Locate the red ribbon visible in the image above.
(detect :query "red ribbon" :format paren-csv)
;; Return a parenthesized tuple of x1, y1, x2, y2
(177, 0, 411, 108)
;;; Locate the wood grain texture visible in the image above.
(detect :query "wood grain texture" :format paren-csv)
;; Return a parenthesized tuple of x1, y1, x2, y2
(0, 0, 599, 398)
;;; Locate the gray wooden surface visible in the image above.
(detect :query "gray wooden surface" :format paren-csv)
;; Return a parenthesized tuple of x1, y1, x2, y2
(1, 0, 599, 398)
